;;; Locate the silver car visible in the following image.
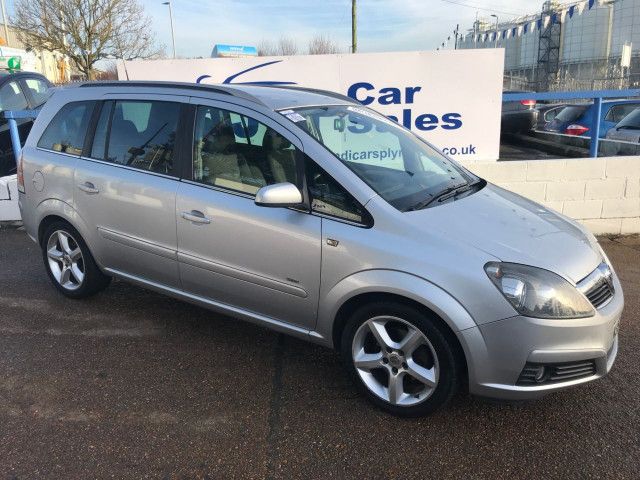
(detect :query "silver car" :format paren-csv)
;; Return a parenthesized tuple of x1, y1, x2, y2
(18, 82, 623, 416)
(605, 107, 640, 143)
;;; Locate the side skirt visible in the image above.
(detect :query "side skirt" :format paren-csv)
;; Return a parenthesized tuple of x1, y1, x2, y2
(104, 267, 330, 346)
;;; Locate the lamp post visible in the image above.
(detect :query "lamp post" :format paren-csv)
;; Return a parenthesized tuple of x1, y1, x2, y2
(491, 14, 499, 48)
(0, 0, 10, 47)
(162, 1, 176, 58)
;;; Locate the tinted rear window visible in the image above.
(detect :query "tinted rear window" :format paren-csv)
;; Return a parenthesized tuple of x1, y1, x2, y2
(38, 101, 95, 155)
(555, 105, 588, 122)
(89, 100, 181, 176)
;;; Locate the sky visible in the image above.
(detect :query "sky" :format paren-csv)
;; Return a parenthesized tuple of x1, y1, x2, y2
(4, 0, 545, 57)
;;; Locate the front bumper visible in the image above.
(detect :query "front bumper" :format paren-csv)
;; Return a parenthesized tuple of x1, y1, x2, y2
(460, 275, 623, 400)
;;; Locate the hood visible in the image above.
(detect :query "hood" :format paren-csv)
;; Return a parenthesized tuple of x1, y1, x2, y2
(408, 184, 601, 283)
(606, 129, 640, 143)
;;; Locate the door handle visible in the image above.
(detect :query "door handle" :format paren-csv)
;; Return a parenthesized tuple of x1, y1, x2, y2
(78, 181, 99, 194)
(181, 210, 211, 224)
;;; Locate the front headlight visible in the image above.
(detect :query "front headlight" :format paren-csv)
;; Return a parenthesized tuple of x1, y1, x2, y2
(485, 262, 595, 319)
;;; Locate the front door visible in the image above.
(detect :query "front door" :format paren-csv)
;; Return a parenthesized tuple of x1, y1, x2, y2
(176, 100, 321, 329)
(73, 95, 188, 288)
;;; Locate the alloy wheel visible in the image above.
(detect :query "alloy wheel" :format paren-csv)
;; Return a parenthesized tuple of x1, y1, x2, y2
(46, 230, 85, 291)
(351, 316, 439, 407)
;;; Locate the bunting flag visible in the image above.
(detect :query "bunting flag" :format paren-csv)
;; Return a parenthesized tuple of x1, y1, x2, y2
(462, 0, 601, 48)
(578, 1, 586, 14)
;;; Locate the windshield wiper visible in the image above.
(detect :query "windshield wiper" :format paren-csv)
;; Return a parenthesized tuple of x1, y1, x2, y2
(407, 179, 482, 211)
(617, 125, 640, 130)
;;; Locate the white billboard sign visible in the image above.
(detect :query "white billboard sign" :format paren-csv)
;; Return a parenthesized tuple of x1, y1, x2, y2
(120, 50, 504, 161)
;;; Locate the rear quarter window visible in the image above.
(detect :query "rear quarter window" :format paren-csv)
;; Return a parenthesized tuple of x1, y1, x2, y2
(37, 101, 95, 155)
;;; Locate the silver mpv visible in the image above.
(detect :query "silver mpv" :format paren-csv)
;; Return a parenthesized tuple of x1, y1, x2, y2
(18, 82, 623, 416)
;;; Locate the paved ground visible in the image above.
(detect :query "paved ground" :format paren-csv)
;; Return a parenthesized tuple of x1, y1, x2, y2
(499, 138, 557, 160)
(1, 227, 639, 479)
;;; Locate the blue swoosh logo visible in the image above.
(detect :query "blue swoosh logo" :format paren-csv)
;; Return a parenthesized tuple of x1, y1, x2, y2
(196, 60, 297, 86)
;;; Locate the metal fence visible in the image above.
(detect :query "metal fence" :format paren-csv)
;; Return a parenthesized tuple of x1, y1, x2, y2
(504, 54, 640, 92)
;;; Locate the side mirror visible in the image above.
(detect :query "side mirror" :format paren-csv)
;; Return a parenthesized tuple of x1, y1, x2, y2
(255, 182, 303, 208)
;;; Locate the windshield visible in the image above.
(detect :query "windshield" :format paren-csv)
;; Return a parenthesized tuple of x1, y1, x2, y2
(616, 108, 640, 128)
(283, 105, 477, 211)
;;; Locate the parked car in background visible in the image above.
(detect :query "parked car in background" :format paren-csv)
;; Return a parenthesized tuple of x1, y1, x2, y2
(535, 103, 567, 130)
(605, 107, 640, 143)
(501, 90, 537, 134)
(544, 100, 640, 137)
(18, 82, 623, 416)
(0, 71, 53, 178)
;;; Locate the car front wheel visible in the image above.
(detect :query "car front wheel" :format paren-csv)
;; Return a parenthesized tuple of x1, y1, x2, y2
(341, 301, 462, 417)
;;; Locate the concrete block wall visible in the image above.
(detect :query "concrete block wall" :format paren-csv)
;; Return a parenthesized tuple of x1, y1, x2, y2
(0, 175, 20, 222)
(466, 156, 640, 235)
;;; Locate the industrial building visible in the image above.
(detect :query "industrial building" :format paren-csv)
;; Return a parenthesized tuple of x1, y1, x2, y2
(457, 0, 640, 91)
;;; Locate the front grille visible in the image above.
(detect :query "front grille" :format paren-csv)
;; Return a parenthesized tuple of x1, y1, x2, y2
(585, 279, 614, 308)
(517, 360, 597, 386)
(577, 262, 615, 309)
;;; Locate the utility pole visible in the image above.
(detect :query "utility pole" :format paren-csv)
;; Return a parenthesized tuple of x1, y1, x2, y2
(352, 0, 357, 53)
(0, 0, 9, 47)
(491, 14, 499, 48)
(163, 1, 177, 58)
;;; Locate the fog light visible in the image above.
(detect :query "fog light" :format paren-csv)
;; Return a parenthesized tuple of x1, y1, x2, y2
(533, 365, 546, 383)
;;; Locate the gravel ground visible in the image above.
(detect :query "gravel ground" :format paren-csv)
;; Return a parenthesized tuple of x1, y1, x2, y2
(0, 228, 639, 479)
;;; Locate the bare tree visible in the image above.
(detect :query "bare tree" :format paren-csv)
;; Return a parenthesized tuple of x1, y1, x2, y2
(277, 37, 298, 56)
(308, 35, 341, 55)
(13, 0, 163, 80)
(257, 39, 277, 57)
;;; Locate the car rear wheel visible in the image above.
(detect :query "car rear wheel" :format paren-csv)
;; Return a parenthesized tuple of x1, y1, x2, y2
(41, 221, 110, 298)
(341, 301, 461, 417)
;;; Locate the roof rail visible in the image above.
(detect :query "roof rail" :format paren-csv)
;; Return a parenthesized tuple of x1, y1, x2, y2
(77, 81, 268, 107)
(258, 85, 357, 105)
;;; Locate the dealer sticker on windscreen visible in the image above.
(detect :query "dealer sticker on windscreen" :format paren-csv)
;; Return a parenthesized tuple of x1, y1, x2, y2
(279, 109, 306, 122)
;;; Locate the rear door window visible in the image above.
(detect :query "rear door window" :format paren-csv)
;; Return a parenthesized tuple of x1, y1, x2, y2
(37, 101, 95, 155)
(90, 100, 181, 176)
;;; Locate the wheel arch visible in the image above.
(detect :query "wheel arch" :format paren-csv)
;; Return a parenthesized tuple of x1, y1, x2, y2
(35, 199, 92, 247)
(318, 270, 477, 383)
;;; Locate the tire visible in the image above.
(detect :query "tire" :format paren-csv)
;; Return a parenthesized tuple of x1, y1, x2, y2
(41, 221, 111, 299)
(341, 301, 462, 417)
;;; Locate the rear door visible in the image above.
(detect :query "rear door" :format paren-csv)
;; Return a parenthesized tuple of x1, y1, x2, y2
(176, 99, 322, 329)
(73, 94, 188, 288)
